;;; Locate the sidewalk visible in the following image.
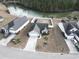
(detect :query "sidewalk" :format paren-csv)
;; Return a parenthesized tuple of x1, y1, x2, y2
(65, 39, 78, 53)
(0, 34, 16, 46)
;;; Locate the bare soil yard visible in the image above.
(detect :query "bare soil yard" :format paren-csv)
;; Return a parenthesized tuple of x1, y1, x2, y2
(7, 27, 29, 49)
(36, 24, 69, 53)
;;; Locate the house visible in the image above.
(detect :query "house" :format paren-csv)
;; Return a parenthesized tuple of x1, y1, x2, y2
(9, 16, 29, 33)
(58, 20, 79, 51)
(0, 16, 29, 38)
(28, 24, 40, 37)
(28, 23, 48, 38)
(58, 23, 74, 39)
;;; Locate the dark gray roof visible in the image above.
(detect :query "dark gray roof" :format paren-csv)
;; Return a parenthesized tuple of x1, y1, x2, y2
(30, 23, 48, 32)
(75, 30, 79, 37)
(10, 16, 28, 31)
(63, 23, 74, 35)
(63, 20, 79, 35)
(69, 21, 79, 29)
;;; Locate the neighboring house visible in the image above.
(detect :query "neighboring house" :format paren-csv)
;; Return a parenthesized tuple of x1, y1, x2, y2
(28, 23, 48, 38)
(58, 20, 79, 51)
(9, 16, 29, 33)
(0, 16, 29, 37)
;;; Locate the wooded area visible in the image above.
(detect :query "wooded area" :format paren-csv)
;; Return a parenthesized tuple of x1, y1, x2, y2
(3, 0, 79, 12)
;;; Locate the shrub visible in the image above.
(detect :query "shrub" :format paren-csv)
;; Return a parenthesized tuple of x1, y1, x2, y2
(12, 38, 21, 44)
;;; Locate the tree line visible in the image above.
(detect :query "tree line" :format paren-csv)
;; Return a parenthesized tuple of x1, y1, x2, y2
(7, 0, 79, 12)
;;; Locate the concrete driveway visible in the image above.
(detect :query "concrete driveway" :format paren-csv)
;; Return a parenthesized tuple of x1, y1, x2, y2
(0, 34, 16, 46)
(65, 39, 78, 53)
(23, 36, 38, 51)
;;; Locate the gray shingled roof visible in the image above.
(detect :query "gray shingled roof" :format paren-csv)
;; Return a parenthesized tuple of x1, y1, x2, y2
(10, 16, 28, 31)
(30, 23, 48, 32)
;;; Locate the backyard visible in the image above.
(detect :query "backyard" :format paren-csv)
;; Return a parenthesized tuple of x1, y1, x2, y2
(36, 26, 69, 53)
(7, 27, 29, 49)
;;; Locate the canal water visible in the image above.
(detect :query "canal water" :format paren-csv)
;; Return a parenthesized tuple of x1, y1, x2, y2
(7, 4, 71, 17)
(7, 4, 46, 17)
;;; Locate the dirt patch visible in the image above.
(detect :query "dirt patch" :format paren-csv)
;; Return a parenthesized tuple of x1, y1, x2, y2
(7, 27, 29, 49)
(36, 25, 69, 53)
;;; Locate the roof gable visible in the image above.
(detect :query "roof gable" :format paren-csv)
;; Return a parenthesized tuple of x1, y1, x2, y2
(33, 24, 40, 33)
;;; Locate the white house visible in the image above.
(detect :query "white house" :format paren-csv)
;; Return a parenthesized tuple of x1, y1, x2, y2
(29, 24, 40, 37)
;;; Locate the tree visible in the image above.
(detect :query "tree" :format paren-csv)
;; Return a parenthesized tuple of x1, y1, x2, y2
(14, 0, 79, 12)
